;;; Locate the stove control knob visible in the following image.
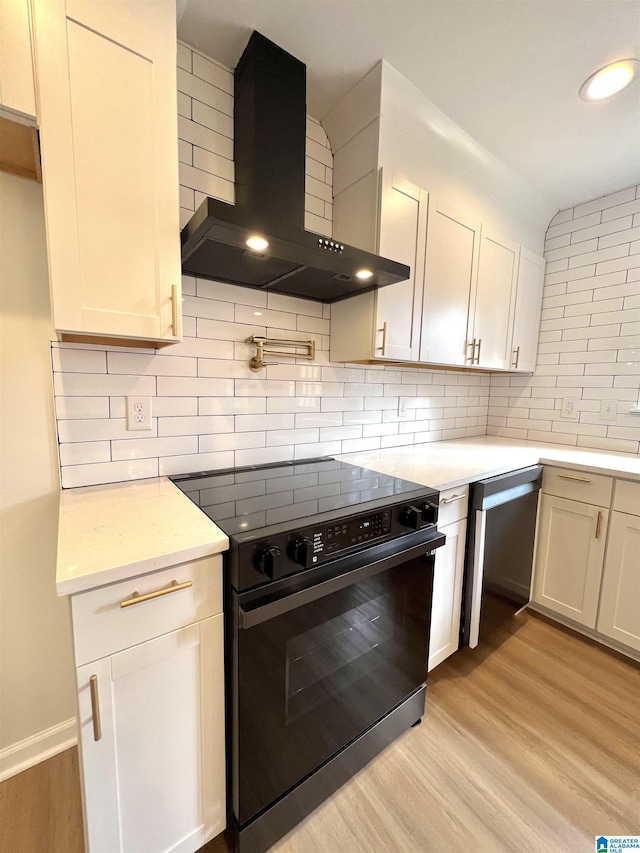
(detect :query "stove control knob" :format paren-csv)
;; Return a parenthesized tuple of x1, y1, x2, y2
(291, 536, 314, 569)
(254, 545, 282, 579)
(421, 501, 438, 526)
(400, 505, 421, 530)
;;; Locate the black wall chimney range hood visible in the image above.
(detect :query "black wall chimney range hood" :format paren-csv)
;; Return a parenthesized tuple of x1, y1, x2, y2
(180, 31, 410, 303)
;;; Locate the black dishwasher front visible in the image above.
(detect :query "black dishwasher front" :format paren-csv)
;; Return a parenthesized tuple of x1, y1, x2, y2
(462, 465, 542, 648)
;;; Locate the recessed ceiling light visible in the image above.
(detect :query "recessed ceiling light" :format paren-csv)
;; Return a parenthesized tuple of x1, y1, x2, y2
(246, 235, 269, 252)
(355, 269, 374, 280)
(580, 59, 639, 101)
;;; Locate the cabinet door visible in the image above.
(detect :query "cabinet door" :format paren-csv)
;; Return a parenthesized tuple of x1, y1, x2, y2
(31, 0, 181, 343)
(0, 0, 36, 119)
(510, 248, 545, 372)
(531, 494, 607, 628)
(76, 616, 225, 853)
(373, 171, 427, 361)
(597, 511, 640, 652)
(429, 518, 466, 671)
(419, 196, 480, 367)
(471, 229, 518, 369)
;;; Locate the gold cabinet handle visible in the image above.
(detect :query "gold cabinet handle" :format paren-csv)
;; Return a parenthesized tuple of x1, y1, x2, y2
(512, 346, 520, 369)
(474, 338, 482, 365)
(595, 511, 603, 540)
(89, 675, 101, 742)
(376, 321, 387, 355)
(171, 284, 179, 337)
(120, 579, 193, 609)
(558, 473, 591, 483)
(441, 493, 466, 504)
(466, 338, 476, 363)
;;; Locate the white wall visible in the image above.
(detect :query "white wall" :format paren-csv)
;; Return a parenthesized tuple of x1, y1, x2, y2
(0, 172, 76, 775)
(488, 185, 640, 454)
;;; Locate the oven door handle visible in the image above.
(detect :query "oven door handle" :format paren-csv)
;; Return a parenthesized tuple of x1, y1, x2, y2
(237, 532, 446, 629)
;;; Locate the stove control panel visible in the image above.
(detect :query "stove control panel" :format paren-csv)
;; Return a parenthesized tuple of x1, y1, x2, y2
(239, 493, 439, 589)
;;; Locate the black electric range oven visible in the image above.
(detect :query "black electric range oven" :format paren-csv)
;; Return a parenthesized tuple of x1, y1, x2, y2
(171, 458, 445, 853)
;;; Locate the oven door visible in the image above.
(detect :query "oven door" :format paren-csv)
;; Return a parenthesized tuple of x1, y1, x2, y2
(231, 531, 445, 827)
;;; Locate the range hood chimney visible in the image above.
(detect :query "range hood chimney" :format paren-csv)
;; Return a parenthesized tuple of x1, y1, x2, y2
(180, 32, 409, 302)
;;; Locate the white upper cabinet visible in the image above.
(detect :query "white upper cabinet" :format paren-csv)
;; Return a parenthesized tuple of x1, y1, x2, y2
(30, 0, 181, 344)
(471, 229, 519, 369)
(509, 248, 546, 372)
(375, 172, 427, 361)
(419, 196, 480, 367)
(330, 169, 427, 364)
(0, 0, 36, 120)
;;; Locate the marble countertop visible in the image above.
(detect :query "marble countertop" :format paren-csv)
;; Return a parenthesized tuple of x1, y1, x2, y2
(56, 477, 228, 596)
(58, 436, 638, 597)
(337, 436, 640, 491)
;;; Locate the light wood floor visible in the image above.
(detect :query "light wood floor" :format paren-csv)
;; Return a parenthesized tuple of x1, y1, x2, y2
(2, 609, 638, 853)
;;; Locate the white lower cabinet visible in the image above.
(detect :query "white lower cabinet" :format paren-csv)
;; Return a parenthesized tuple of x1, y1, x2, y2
(531, 471, 640, 660)
(429, 486, 468, 671)
(71, 555, 226, 853)
(597, 511, 640, 652)
(531, 494, 607, 629)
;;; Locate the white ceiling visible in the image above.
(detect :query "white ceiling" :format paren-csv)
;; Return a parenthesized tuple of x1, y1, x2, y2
(178, 0, 640, 210)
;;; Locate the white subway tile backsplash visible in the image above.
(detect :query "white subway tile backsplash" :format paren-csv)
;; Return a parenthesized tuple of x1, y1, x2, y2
(51, 348, 106, 374)
(112, 435, 198, 461)
(487, 183, 640, 454)
(55, 396, 110, 420)
(61, 459, 159, 489)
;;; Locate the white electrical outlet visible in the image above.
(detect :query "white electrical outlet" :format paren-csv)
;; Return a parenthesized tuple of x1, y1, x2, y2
(560, 398, 579, 420)
(600, 399, 617, 422)
(127, 396, 152, 430)
(398, 397, 409, 419)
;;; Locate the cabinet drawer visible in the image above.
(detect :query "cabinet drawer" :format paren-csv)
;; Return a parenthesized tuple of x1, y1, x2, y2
(71, 555, 223, 666)
(613, 479, 640, 516)
(542, 466, 612, 508)
(438, 485, 469, 527)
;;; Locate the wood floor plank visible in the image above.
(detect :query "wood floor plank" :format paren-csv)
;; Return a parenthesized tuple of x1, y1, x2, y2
(2, 609, 638, 853)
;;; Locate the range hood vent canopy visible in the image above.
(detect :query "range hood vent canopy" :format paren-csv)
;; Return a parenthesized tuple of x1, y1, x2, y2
(180, 31, 409, 303)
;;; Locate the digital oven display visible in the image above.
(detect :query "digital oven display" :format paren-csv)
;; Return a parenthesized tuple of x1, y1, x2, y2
(322, 509, 392, 556)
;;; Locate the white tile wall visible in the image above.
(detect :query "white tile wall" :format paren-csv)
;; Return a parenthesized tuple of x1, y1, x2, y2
(52, 280, 490, 487)
(487, 184, 640, 455)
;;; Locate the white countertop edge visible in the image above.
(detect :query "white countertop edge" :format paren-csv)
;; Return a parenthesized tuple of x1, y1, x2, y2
(56, 476, 229, 597)
(57, 539, 228, 597)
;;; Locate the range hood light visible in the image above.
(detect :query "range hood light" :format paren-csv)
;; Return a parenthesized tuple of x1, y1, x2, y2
(246, 235, 270, 252)
(579, 59, 639, 101)
(355, 269, 374, 280)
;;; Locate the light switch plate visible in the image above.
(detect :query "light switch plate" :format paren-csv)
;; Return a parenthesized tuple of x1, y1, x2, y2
(600, 399, 617, 421)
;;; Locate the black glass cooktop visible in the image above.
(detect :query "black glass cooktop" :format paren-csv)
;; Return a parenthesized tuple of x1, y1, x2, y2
(170, 457, 430, 537)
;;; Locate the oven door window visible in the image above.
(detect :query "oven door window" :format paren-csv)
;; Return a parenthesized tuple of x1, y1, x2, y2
(237, 557, 432, 825)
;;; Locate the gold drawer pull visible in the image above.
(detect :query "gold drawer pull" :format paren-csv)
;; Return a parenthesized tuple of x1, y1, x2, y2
(595, 511, 603, 540)
(89, 675, 101, 742)
(557, 473, 591, 483)
(441, 493, 466, 504)
(120, 579, 193, 609)
(376, 321, 387, 355)
(171, 284, 179, 337)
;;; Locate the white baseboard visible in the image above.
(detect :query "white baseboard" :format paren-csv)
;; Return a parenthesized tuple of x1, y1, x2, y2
(0, 718, 78, 783)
